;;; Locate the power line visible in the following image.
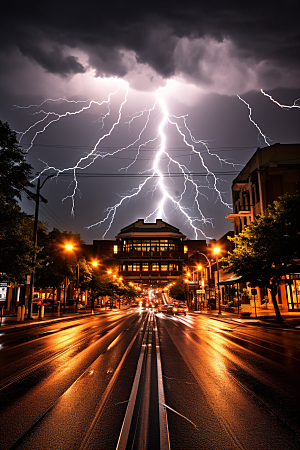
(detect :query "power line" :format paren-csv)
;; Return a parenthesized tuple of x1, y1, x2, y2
(21, 142, 256, 152)
(39, 171, 240, 178)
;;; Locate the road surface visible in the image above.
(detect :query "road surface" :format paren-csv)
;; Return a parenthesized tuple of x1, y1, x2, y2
(0, 308, 300, 450)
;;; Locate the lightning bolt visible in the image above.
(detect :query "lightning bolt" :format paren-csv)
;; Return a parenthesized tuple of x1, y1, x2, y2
(237, 95, 271, 146)
(16, 81, 240, 239)
(260, 89, 300, 109)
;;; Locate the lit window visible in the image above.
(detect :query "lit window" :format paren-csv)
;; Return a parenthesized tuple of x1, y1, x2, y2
(114, 245, 118, 254)
(161, 264, 168, 271)
(152, 263, 159, 271)
(128, 265, 133, 271)
(133, 263, 140, 271)
(142, 263, 149, 271)
(151, 240, 159, 252)
(184, 245, 188, 253)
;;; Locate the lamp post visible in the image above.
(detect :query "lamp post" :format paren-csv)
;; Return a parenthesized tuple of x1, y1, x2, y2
(90, 260, 100, 312)
(213, 247, 221, 315)
(64, 243, 79, 313)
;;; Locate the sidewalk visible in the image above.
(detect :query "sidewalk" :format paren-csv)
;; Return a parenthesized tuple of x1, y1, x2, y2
(0, 307, 117, 331)
(196, 309, 300, 330)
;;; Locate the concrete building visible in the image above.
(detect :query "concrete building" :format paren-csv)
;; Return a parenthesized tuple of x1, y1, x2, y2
(225, 143, 300, 312)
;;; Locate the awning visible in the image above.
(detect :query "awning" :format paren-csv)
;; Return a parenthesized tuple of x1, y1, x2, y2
(218, 275, 243, 286)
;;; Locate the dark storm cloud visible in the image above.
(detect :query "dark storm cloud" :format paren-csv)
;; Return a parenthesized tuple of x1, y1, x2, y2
(1, 0, 299, 85)
(19, 44, 86, 76)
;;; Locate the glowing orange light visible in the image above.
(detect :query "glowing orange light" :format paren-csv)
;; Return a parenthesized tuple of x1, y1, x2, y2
(65, 243, 74, 251)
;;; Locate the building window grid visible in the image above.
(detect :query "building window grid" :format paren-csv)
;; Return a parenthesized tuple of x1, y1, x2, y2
(122, 262, 179, 272)
(122, 238, 178, 252)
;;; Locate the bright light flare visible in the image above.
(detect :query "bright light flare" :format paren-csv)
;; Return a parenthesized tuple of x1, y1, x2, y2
(64, 243, 74, 251)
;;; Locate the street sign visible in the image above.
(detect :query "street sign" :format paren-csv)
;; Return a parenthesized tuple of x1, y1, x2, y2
(251, 288, 257, 295)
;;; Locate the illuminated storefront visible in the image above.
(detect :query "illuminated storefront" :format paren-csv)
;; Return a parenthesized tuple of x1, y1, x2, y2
(286, 274, 300, 311)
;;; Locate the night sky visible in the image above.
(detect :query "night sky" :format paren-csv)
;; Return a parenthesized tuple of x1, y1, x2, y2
(1, 1, 299, 243)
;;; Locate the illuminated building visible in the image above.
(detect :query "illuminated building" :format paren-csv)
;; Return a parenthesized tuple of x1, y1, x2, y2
(226, 143, 300, 312)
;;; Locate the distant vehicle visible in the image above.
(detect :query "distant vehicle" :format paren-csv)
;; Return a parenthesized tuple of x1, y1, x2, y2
(65, 300, 85, 309)
(160, 304, 174, 314)
(172, 303, 188, 316)
(160, 303, 188, 316)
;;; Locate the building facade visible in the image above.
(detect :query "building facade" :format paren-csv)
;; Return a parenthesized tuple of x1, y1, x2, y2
(113, 219, 187, 287)
(226, 143, 300, 312)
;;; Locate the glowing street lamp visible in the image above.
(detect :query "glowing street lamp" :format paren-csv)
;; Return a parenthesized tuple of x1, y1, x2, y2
(213, 247, 221, 315)
(64, 243, 80, 313)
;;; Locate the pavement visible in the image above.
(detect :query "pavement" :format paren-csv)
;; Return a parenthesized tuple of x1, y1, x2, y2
(196, 309, 300, 330)
(0, 307, 117, 331)
(1, 307, 300, 331)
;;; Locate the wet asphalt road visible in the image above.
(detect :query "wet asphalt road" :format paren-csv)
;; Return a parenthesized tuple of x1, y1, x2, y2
(0, 308, 300, 450)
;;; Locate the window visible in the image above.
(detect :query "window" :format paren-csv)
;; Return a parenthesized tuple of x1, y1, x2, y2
(161, 264, 168, 271)
(151, 240, 159, 251)
(184, 245, 188, 254)
(122, 265, 126, 271)
(114, 245, 118, 254)
(133, 240, 141, 251)
(152, 263, 159, 271)
(160, 240, 169, 251)
(128, 264, 133, 271)
(142, 240, 150, 252)
(142, 263, 149, 271)
(169, 239, 175, 251)
(133, 263, 140, 271)
(123, 239, 133, 251)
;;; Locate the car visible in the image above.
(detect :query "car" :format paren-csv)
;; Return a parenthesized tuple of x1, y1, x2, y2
(160, 303, 188, 316)
(172, 303, 188, 316)
(160, 304, 175, 314)
(65, 300, 85, 310)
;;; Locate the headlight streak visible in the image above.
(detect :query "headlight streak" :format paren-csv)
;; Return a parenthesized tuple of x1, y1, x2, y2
(15, 81, 260, 239)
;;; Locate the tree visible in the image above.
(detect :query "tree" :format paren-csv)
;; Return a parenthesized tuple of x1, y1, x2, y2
(169, 276, 188, 301)
(35, 228, 91, 294)
(0, 203, 39, 284)
(0, 121, 39, 286)
(0, 120, 34, 206)
(221, 193, 300, 322)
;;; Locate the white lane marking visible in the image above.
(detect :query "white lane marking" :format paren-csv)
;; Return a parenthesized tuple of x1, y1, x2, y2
(154, 315, 171, 450)
(116, 315, 150, 450)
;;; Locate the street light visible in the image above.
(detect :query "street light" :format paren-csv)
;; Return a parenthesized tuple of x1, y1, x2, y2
(64, 243, 80, 313)
(213, 247, 221, 315)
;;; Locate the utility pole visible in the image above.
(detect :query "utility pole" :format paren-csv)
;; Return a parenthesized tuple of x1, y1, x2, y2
(27, 174, 55, 319)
